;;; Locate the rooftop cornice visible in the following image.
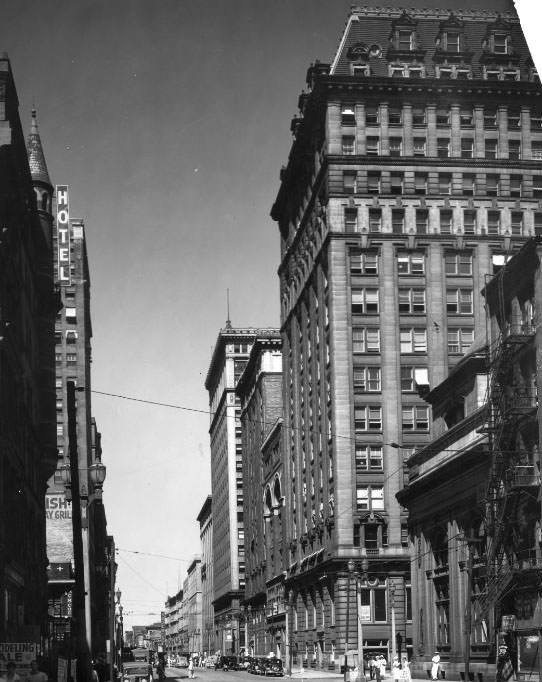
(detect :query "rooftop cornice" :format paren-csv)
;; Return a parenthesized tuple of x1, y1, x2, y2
(347, 6, 519, 22)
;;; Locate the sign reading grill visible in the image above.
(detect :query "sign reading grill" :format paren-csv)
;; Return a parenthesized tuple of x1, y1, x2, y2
(56, 185, 71, 285)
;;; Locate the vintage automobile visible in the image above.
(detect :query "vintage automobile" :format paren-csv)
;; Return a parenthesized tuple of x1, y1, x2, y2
(121, 661, 153, 682)
(248, 657, 268, 675)
(215, 655, 238, 671)
(262, 658, 284, 677)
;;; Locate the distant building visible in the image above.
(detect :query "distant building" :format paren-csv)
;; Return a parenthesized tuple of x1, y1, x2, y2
(0, 55, 58, 641)
(164, 590, 184, 657)
(236, 332, 284, 657)
(271, 4, 542, 671)
(184, 558, 202, 655)
(197, 496, 215, 655)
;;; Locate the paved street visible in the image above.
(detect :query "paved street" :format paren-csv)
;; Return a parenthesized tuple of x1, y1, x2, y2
(164, 667, 427, 682)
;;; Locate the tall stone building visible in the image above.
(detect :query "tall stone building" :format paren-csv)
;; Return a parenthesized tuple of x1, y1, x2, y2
(197, 495, 215, 655)
(44, 185, 112, 666)
(270, 5, 542, 671)
(0, 54, 58, 642)
(236, 332, 285, 657)
(205, 326, 275, 654)
(205, 326, 253, 654)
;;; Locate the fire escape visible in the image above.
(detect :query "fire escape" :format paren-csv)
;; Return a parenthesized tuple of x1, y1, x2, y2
(476, 271, 540, 630)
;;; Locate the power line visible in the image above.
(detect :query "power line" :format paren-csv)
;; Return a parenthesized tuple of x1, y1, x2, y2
(117, 547, 191, 562)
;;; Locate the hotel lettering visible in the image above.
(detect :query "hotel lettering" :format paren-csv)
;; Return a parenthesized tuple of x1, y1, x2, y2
(56, 184, 71, 285)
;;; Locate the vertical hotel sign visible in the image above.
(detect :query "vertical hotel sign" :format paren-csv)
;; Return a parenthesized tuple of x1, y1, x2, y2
(56, 185, 71, 285)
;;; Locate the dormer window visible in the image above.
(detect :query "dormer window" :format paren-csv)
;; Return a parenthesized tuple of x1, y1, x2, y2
(390, 65, 405, 78)
(352, 63, 370, 77)
(445, 31, 460, 52)
(493, 32, 508, 54)
(398, 30, 414, 51)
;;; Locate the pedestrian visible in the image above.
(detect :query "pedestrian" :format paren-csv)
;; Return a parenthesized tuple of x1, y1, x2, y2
(431, 652, 440, 681)
(400, 657, 411, 682)
(25, 662, 47, 682)
(188, 658, 194, 679)
(375, 659, 381, 682)
(379, 655, 387, 680)
(3, 663, 21, 682)
(369, 656, 376, 680)
(496, 645, 514, 682)
(392, 656, 401, 682)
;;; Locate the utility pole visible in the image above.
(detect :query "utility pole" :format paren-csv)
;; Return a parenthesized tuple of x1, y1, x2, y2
(390, 582, 396, 663)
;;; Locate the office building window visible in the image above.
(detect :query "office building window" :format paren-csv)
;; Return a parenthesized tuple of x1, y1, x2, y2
(533, 176, 542, 198)
(486, 174, 500, 197)
(343, 171, 357, 194)
(356, 485, 384, 510)
(535, 213, 542, 236)
(368, 209, 382, 232)
(400, 328, 427, 353)
(532, 142, 542, 160)
(509, 140, 521, 160)
(392, 209, 405, 233)
(366, 137, 380, 156)
(397, 252, 425, 275)
(461, 138, 474, 158)
(353, 367, 381, 392)
(485, 139, 497, 159)
(413, 138, 426, 157)
(360, 586, 387, 622)
(484, 108, 497, 128)
(412, 107, 426, 126)
(416, 209, 428, 233)
(389, 106, 402, 125)
(460, 108, 473, 127)
(436, 107, 450, 126)
(355, 407, 383, 432)
(402, 405, 430, 431)
(401, 366, 428, 392)
(352, 289, 379, 314)
(446, 288, 473, 314)
(448, 328, 474, 353)
(463, 210, 477, 234)
(342, 136, 355, 154)
(508, 108, 521, 129)
(341, 106, 356, 126)
(444, 31, 460, 52)
(531, 110, 542, 130)
(366, 106, 379, 125)
(437, 138, 450, 158)
(355, 445, 383, 471)
(445, 253, 472, 276)
(440, 210, 453, 234)
(367, 172, 381, 194)
(389, 137, 402, 157)
(390, 173, 404, 194)
(511, 212, 523, 236)
(439, 173, 452, 195)
(351, 253, 378, 275)
(462, 174, 475, 196)
(66, 354, 77, 364)
(353, 328, 380, 353)
(487, 210, 501, 235)
(510, 176, 522, 198)
(414, 174, 427, 195)
(344, 207, 358, 232)
(399, 289, 426, 314)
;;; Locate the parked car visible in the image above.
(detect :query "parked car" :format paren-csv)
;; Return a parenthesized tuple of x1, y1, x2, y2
(262, 658, 283, 677)
(248, 658, 268, 675)
(205, 656, 217, 669)
(237, 656, 253, 671)
(216, 655, 238, 671)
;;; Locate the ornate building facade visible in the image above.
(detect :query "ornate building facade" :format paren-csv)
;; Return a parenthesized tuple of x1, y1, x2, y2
(271, 5, 542, 672)
(0, 53, 58, 643)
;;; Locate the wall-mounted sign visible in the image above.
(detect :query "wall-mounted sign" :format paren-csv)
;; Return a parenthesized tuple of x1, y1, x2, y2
(45, 493, 73, 563)
(56, 185, 71, 285)
(0, 643, 37, 674)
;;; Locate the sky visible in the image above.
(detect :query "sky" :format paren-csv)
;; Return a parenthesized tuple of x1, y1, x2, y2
(2, 0, 541, 631)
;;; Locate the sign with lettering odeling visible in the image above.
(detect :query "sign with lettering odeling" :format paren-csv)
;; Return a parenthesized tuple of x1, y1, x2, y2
(56, 185, 71, 285)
